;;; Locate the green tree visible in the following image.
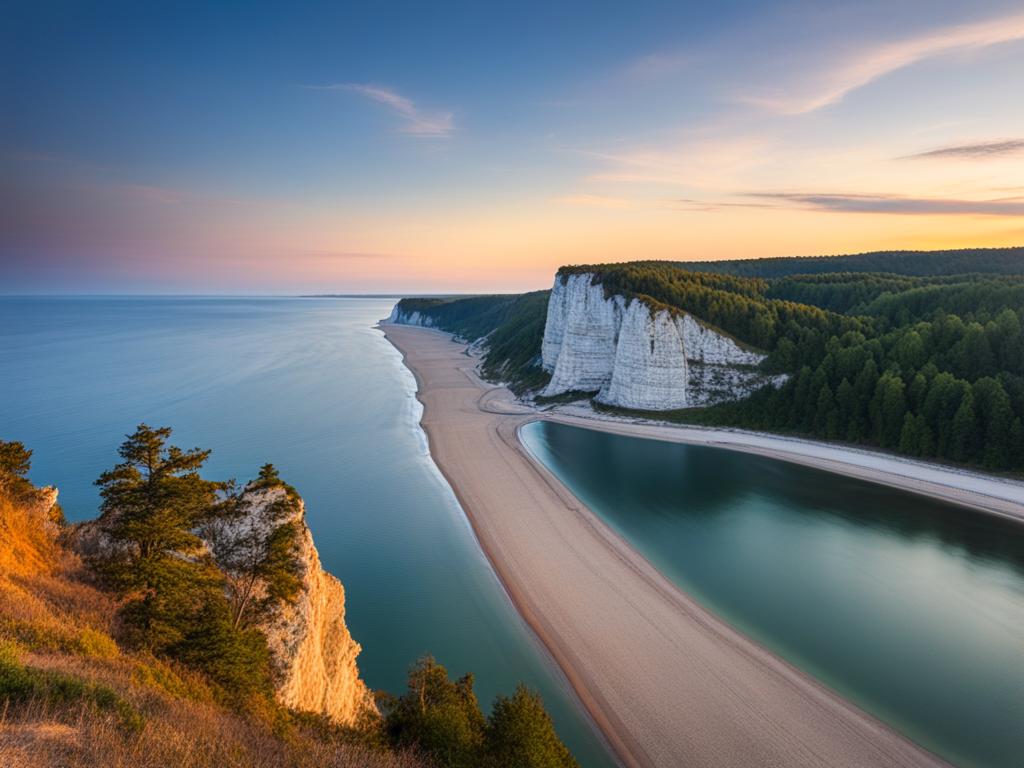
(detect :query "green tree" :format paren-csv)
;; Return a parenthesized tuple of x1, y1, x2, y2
(971, 378, 1014, 469)
(92, 425, 272, 698)
(383, 656, 486, 768)
(813, 382, 836, 438)
(871, 374, 906, 449)
(93, 425, 223, 650)
(950, 397, 979, 463)
(901, 415, 925, 456)
(484, 685, 578, 768)
(0, 440, 35, 500)
(381, 657, 576, 768)
(202, 463, 304, 629)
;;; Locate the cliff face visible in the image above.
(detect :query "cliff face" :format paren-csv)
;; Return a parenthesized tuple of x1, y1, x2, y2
(543, 273, 780, 410)
(387, 305, 435, 327)
(70, 488, 375, 726)
(243, 488, 376, 725)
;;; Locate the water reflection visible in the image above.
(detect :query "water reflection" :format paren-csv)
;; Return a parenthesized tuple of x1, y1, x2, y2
(524, 420, 1024, 768)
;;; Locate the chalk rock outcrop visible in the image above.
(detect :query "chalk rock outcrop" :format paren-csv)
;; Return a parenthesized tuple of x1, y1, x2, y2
(70, 486, 375, 726)
(543, 272, 778, 409)
(387, 305, 435, 327)
(543, 273, 626, 394)
(239, 488, 376, 725)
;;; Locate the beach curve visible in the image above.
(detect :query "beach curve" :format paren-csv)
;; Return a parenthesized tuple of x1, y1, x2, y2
(382, 322, 963, 768)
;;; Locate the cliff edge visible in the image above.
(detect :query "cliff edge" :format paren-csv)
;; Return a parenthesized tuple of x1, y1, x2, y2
(70, 485, 376, 726)
(243, 488, 376, 724)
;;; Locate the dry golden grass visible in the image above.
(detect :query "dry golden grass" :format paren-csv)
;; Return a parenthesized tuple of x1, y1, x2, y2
(0, 492, 427, 768)
(0, 695, 425, 768)
(0, 495, 61, 579)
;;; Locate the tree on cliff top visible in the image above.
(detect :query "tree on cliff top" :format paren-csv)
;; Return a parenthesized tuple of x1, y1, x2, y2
(1, 439, 64, 525)
(92, 424, 271, 699)
(201, 462, 305, 630)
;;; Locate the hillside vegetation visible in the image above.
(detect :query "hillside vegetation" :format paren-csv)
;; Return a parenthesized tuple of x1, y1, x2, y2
(393, 292, 551, 393)
(680, 245, 1024, 278)
(0, 437, 577, 768)
(395, 248, 1024, 471)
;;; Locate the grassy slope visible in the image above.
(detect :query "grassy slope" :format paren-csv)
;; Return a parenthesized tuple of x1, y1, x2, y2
(0, 491, 423, 768)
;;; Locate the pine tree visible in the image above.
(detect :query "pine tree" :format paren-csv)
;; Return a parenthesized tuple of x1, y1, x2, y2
(92, 425, 273, 698)
(485, 685, 578, 768)
(898, 413, 920, 455)
(950, 397, 979, 463)
(0, 440, 35, 501)
(94, 425, 223, 650)
(202, 464, 304, 630)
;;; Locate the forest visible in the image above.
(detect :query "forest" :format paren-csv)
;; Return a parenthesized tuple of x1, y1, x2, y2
(393, 248, 1024, 472)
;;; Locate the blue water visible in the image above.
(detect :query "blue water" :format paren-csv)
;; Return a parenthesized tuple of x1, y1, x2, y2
(0, 297, 614, 767)
(521, 420, 1024, 768)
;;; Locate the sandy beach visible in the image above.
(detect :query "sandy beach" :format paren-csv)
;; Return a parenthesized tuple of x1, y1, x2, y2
(383, 323, 972, 768)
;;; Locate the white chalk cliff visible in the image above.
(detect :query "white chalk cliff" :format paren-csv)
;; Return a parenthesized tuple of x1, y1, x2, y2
(387, 304, 435, 327)
(543, 273, 779, 410)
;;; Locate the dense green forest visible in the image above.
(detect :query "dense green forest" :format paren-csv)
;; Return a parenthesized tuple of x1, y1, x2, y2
(681, 245, 1024, 278)
(394, 248, 1024, 472)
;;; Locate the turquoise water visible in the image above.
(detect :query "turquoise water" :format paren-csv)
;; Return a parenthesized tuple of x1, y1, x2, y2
(521, 420, 1024, 768)
(0, 297, 613, 767)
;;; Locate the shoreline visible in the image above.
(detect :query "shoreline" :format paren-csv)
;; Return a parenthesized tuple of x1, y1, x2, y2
(382, 322, 953, 768)
(540, 405, 1024, 525)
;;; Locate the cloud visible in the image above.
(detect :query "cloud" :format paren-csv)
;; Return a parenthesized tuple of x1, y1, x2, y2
(742, 11, 1024, 114)
(303, 83, 454, 137)
(622, 51, 691, 80)
(743, 192, 1024, 216)
(551, 193, 635, 209)
(902, 139, 1024, 160)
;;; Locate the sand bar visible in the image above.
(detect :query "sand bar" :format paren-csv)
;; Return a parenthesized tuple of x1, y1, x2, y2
(383, 323, 966, 768)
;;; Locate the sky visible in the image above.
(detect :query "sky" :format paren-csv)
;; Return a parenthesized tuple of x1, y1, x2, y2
(3, 0, 1024, 294)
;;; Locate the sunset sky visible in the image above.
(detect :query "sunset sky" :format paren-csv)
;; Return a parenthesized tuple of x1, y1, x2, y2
(3, 0, 1024, 294)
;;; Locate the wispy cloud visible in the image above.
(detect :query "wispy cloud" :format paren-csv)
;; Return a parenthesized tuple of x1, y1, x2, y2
(742, 11, 1024, 114)
(901, 139, 1024, 160)
(551, 193, 635, 209)
(621, 51, 691, 81)
(743, 192, 1024, 216)
(302, 83, 454, 137)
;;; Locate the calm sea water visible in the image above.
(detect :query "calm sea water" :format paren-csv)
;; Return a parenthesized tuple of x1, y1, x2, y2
(521, 420, 1024, 768)
(0, 297, 614, 768)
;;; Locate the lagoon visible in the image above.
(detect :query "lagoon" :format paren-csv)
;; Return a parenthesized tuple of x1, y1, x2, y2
(521, 420, 1024, 768)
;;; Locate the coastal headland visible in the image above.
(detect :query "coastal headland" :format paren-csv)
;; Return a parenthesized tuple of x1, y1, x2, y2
(381, 322, 990, 768)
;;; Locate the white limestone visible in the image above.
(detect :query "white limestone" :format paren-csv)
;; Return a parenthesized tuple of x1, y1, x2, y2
(387, 305, 435, 327)
(543, 274, 625, 394)
(600, 302, 689, 410)
(542, 272, 781, 410)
